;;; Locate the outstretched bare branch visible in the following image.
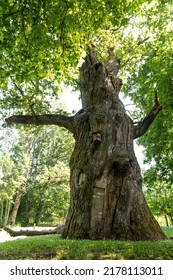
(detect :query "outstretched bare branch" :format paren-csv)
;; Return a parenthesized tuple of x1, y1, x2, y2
(133, 94, 162, 139)
(3, 225, 64, 237)
(5, 114, 74, 133)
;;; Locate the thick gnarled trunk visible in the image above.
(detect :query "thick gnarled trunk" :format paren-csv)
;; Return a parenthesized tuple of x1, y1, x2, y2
(62, 51, 165, 240)
(5, 50, 165, 241)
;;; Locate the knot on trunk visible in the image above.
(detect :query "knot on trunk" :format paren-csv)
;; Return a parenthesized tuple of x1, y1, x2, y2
(105, 49, 121, 77)
(111, 77, 123, 93)
(92, 132, 102, 144)
(110, 150, 132, 174)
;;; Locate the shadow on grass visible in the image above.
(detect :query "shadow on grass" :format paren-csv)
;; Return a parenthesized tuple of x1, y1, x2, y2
(1, 235, 173, 260)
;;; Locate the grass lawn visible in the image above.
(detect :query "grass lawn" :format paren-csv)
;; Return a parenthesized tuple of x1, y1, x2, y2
(0, 227, 173, 260)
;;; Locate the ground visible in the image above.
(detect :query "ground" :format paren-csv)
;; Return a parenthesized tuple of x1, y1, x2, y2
(0, 227, 173, 260)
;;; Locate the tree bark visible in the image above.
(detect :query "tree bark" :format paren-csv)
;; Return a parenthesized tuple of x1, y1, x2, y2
(4, 199, 11, 226)
(3, 225, 64, 237)
(23, 190, 33, 226)
(62, 50, 165, 240)
(133, 99, 162, 139)
(34, 199, 44, 225)
(164, 215, 169, 227)
(5, 114, 74, 133)
(5, 50, 166, 241)
(0, 201, 4, 227)
(11, 186, 25, 225)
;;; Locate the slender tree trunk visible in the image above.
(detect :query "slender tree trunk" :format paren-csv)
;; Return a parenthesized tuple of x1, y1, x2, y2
(4, 199, 11, 225)
(0, 201, 4, 227)
(23, 191, 33, 226)
(164, 215, 169, 227)
(62, 51, 165, 240)
(168, 214, 173, 225)
(34, 200, 43, 225)
(11, 186, 25, 225)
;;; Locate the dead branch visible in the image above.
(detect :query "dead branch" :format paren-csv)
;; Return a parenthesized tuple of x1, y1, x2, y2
(133, 93, 162, 139)
(5, 114, 74, 133)
(3, 225, 64, 237)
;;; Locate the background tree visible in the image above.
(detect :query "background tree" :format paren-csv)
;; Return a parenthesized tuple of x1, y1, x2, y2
(0, 124, 73, 226)
(17, 126, 73, 226)
(0, 0, 171, 240)
(122, 1, 173, 226)
(143, 167, 173, 226)
(0, 125, 29, 226)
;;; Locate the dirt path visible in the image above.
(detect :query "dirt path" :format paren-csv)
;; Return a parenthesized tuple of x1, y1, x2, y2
(0, 227, 56, 243)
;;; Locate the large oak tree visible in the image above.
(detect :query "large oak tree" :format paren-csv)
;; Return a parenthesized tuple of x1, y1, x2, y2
(0, 0, 167, 240)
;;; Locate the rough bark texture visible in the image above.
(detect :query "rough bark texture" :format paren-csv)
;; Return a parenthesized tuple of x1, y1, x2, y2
(62, 50, 165, 240)
(5, 114, 74, 133)
(5, 50, 165, 241)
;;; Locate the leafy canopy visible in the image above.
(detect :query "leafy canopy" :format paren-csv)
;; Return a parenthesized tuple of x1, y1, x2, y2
(120, 0, 173, 217)
(1, 1, 173, 184)
(0, 0, 151, 114)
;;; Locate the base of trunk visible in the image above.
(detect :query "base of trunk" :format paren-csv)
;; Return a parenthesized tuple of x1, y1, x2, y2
(62, 210, 166, 241)
(62, 165, 166, 241)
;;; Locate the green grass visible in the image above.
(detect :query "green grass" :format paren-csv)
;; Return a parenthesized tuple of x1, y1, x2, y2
(161, 226, 173, 237)
(0, 227, 173, 260)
